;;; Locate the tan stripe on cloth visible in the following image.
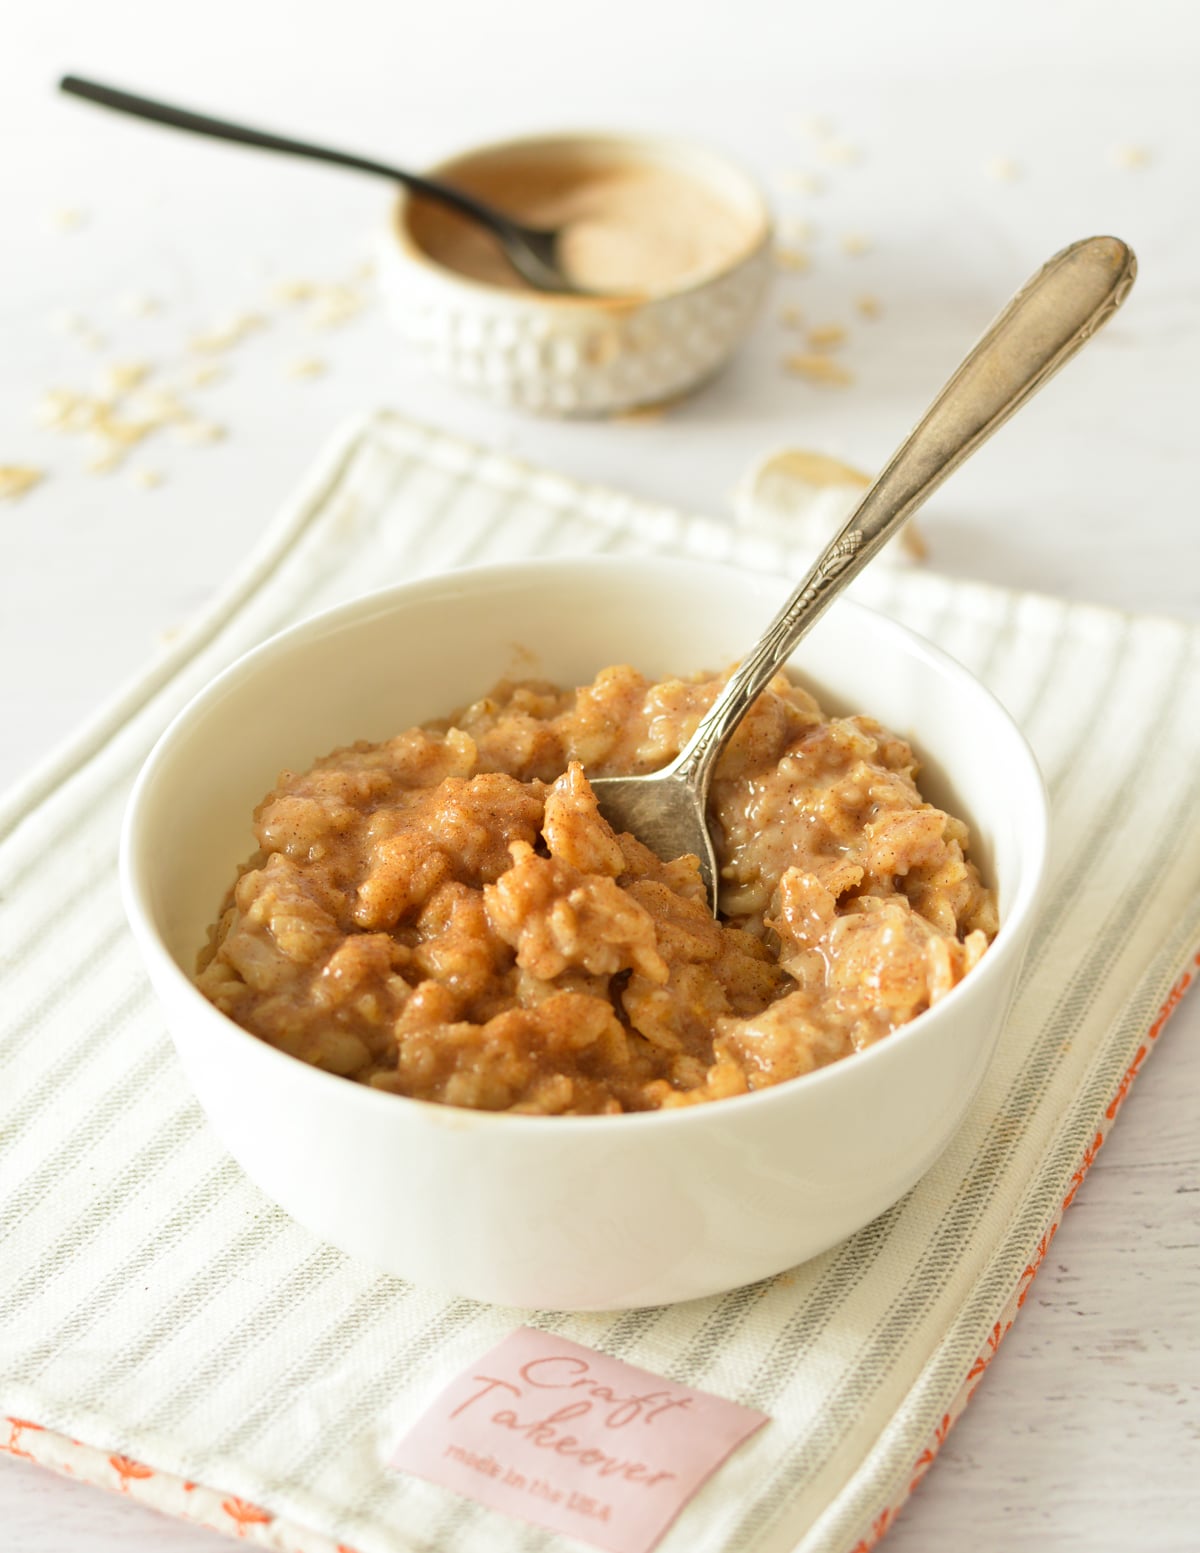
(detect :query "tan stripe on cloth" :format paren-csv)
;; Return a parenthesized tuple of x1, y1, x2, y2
(2, 412, 1198, 1553)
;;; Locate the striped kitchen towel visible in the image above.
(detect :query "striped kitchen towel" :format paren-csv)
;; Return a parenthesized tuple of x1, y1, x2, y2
(2, 411, 1198, 1553)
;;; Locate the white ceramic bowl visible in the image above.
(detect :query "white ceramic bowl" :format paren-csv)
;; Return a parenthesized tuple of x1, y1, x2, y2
(377, 133, 773, 416)
(121, 559, 1047, 1310)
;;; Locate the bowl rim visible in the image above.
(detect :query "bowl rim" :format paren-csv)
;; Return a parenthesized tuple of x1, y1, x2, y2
(120, 555, 1049, 1137)
(384, 128, 774, 310)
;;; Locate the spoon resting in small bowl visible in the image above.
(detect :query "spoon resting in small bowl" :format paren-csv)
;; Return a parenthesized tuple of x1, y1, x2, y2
(589, 234, 1136, 912)
(58, 74, 584, 295)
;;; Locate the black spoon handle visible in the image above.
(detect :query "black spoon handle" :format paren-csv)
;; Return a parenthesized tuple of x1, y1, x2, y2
(58, 74, 518, 236)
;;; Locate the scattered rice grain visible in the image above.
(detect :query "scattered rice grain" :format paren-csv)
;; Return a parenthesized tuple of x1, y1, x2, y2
(97, 361, 151, 397)
(807, 324, 847, 352)
(188, 363, 226, 388)
(189, 313, 266, 353)
(35, 389, 90, 430)
(611, 402, 669, 425)
(85, 446, 124, 475)
(307, 286, 363, 329)
(783, 353, 854, 386)
(173, 419, 226, 446)
(127, 388, 187, 425)
(780, 217, 815, 244)
(87, 410, 155, 450)
(1112, 144, 1150, 170)
(271, 279, 318, 304)
(0, 466, 44, 502)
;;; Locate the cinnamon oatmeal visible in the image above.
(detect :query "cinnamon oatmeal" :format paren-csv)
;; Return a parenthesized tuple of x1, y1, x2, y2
(196, 665, 997, 1114)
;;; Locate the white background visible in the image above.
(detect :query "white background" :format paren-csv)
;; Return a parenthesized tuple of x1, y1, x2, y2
(2, 0, 1198, 1548)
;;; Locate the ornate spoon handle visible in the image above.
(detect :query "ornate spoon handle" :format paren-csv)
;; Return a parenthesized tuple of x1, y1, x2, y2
(681, 233, 1137, 792)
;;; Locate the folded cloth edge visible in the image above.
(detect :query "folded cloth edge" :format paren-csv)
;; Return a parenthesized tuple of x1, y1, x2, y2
(2, 409, 1197, 1553)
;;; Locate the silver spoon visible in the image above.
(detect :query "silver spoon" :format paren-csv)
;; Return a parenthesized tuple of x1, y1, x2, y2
(590, 234, 1137, 912)
(58, 75, 582, 296)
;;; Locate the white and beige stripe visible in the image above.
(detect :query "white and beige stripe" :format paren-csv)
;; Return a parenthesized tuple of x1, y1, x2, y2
(2, 412, 1197, 1553)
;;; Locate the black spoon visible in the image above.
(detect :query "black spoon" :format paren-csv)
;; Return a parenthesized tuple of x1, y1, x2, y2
(59, 75, 583, 295)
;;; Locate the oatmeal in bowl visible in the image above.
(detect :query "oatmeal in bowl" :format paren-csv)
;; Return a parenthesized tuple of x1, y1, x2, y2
(195, 662, 997, 1117)
(122, 558, 1046, 1307)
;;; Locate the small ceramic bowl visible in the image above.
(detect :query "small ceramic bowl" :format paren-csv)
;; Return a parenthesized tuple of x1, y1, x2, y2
(121, 558, 1047, 1310)
(377, 133, 773, 416)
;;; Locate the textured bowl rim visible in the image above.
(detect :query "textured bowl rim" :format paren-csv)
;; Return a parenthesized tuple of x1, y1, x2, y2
(385, 129, 774, 310)
(121, 556, 1049, 1137)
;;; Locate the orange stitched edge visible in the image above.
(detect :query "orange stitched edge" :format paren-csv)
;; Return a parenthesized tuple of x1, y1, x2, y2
(849, 946, 1200, 1553)
(0, 1424, 350, 1551)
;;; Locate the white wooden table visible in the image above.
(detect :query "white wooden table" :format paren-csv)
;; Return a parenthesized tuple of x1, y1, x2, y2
(3, 1, 1198, 1548)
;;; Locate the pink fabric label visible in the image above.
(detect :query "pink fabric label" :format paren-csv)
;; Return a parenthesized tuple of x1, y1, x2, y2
(389, 1327, 768, 1553)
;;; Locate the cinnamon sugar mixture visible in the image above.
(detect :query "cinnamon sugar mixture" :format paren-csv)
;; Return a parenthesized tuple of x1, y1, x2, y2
(196, 666, 996, 1114)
